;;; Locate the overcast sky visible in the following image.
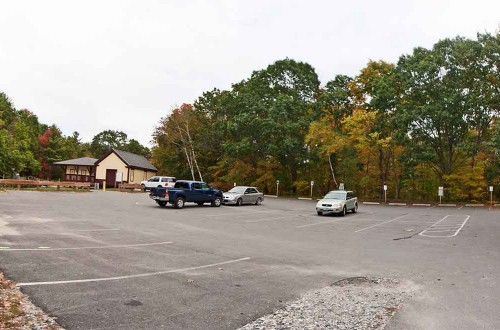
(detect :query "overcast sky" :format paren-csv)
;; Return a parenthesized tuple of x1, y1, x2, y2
(1, 0, 499, 146)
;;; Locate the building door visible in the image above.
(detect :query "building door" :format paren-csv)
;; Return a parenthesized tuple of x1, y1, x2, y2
(106, 169, 117, 188)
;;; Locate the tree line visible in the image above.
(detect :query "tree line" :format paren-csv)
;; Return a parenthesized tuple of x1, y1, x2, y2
(0, 95, 150, 180)
(151, 33, 499, 202)
(1, 33, 498, 202)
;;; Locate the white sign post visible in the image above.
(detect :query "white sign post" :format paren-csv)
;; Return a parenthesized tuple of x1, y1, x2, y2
(383, 184, 388, 203)
(276, 180, 280, 197)
(310, 180, 314, 198)
(438, 186, 444, 204)
(490, 186, 494, 207)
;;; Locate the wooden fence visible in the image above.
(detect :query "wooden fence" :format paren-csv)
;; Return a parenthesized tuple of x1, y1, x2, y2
(0, 179, 92, 190)
(118, 183, 144, 192)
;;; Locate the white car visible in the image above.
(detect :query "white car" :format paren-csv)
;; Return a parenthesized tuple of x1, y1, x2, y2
(140, 176, 176, 191)
(316, 190, 358, 216)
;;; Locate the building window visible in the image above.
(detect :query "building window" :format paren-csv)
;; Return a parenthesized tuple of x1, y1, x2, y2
(130, 169, 134, 181)
(70, 169, 75, 174)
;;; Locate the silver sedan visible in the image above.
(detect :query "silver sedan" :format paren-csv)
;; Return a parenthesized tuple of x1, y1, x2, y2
(223, 186, 264, 206)
(316, 190, 358, 216)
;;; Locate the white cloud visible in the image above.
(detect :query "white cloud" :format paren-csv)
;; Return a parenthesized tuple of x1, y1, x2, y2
(1, 0, 498, 146)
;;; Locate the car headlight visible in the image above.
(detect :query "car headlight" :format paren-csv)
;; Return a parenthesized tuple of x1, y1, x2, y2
(332, 203, 342, 208)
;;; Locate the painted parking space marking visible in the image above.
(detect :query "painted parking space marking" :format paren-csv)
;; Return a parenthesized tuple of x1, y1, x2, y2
(354, 214, 409, 233)
(0, 241, 173, 252)
(245, 214, 317, 223)
(296, 215, 363, 228)
(419, 215, 470, 237)
(206, 209, 281, 217)
(73, 228, 121, 232)
(17, 257, 251, 286)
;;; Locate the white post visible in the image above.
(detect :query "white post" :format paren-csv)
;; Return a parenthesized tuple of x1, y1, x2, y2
(276, 180, 280, 197)
(310, 181, 314, 198)
(490, 186, 494, 207)
(383, 184, 387, 203)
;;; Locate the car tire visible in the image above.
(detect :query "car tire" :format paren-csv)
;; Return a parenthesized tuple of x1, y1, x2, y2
(236, 198, 242, 206)
(317, 211, 323, 216)
(341, 206, 347, 216)
(255, 198, 262, 205)
(352, 203, 358, 213)
(211, 197, 222, 207)
(174, 197, 185, 209)
(157, 201, 167, 207)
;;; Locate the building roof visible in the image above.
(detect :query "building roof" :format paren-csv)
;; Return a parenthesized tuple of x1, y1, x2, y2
(53, 157, 98, 166)
(96, 148, 157, 171)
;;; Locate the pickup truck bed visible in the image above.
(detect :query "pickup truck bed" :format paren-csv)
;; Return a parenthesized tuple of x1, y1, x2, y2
(149, 180, 223, 208)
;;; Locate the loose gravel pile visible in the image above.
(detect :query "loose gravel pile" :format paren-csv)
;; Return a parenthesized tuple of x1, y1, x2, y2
(239, 277, 415, 330)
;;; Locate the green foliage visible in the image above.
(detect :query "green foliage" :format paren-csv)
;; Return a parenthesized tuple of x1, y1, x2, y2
(90, 130, 128, 158)
(2, 33, 498, 203)
(0, 93, 41, 177)
(394, 34, 500, 180)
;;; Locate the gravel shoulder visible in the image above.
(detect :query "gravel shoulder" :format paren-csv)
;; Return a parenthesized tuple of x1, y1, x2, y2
(1, 272, 416, 330)
(238, 277, 418, 330)
(0, 271, 63, 330)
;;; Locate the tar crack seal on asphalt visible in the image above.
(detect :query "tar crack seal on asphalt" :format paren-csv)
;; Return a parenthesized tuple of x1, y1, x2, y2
(238, 277, 417, 330)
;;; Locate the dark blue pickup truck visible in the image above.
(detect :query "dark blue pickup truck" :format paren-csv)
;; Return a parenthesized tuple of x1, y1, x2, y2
(149, 180, 223, 208)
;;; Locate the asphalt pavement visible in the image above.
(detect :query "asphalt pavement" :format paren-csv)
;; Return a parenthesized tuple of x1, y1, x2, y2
(0, 190, 499, 329)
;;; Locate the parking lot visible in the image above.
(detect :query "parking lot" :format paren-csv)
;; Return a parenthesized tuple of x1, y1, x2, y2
(1, 190, 499, 329)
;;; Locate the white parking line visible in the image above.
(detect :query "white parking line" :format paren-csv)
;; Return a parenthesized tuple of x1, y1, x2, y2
(17, 257, 251, 286)
(206, 210, 280, 217)
(296, 215, 361, 228)
(0, 210, 57, 212)
(354, 214, 409, 233)
(0, 241, 172, 251)
(73, 229, 121, 232)
(419, 215, 470, 238)
(245, 214, 317, 223)
(245, 215, 299, 223)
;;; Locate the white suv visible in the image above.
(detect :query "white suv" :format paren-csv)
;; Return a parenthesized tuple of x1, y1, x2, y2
(141, 176, 177, 191)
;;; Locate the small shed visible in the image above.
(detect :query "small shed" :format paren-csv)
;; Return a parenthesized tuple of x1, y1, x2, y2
(94, 148, 157, 188)
(53, 157, 98, 183)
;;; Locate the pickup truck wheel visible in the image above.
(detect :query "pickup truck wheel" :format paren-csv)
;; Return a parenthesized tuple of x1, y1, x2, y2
(211, 197, 222, 207)
(174, 197, 185, 209)
(236, 198, 242, 206)
(352, 203, 358, 213)
(157, 201, 167, 207)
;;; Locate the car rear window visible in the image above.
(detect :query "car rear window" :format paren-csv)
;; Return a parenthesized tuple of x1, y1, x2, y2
(174, 181, 189, 189)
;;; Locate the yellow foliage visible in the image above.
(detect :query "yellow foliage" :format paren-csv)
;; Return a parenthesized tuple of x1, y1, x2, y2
(444, 156, 488, 201)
